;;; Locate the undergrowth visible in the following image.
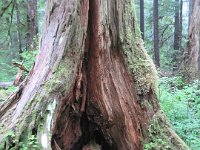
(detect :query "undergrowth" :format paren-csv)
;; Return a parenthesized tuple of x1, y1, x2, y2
(159, 76, 200, 150)
(0, 50, 38, 102)
(0, 86, 17, 102)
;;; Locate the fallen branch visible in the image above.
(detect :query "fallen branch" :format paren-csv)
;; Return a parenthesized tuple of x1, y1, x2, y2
(0, 82, 13, 88)
(12, 62, 29, 72)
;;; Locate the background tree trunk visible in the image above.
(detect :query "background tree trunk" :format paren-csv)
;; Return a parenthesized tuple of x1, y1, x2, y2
(182, 0, 200, 81)
(140, 0, 144, 40)
(179, 0, 183, 49)
(0, 0, 189, 149)
(173, 0, 181, 71)
(174, 0, 180, 51)
(173, 0, 183, 72)
(15, 3, 23, 61)
(153, 0, 160, 67)
(188, 0, 194, 29)
(26, 0, 38, 51)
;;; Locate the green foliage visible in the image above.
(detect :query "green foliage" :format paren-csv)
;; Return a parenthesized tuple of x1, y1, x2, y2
(0, 131, 40, 150)
(144, 139, 169, 150)
(159, 77, 200, 149)
(0, 50, 18, 81)
(144, 117, 170, 150)
(20, 50, 38, 70)
(19, 135, 40, 150)
(0, 131, 16, 150)
(37, 0, 46, 31)
(0, 86, 17, 102)
(0, 0, 45, 82)
(135, 0, 188, 69)
(0, 49, 38, 82)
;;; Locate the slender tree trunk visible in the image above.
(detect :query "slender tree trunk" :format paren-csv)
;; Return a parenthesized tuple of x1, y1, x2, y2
(173, 0, 180, 71)
(15, 3, 23, 61)
(188, 0, 194, 29)
(0, 0, 189, 149)
(182, 0, 200, 81)
(140, 0, 144, 40)
(179, 0, 183, 50)
(26, 0, 38, 51)
(174, 0, 180, 51)
(153, 0, 160, 67)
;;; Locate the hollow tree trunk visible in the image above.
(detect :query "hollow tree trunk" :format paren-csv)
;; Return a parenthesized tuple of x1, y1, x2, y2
(0, 0, 189, 149)
(182, 0, 200, 81)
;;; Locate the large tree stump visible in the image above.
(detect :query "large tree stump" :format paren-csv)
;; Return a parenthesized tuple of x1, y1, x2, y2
(0, 0, 189, 150)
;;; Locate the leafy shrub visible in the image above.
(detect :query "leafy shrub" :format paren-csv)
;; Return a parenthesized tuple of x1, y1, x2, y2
(0, 86, 17, 102)
(20, 50, 38, 70)
(159, 77, 200, 149)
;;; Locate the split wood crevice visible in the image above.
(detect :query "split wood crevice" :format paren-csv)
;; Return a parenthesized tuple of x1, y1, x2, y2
(51, 1, 155, 149)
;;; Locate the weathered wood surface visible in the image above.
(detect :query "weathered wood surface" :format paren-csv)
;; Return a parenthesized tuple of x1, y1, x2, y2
(0, 82, 13, 88)
(0, 0, 189, 149)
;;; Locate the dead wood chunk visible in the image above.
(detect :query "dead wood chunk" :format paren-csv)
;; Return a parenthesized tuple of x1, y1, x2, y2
(13, 70, 24, 86)
(0, 82, 13, 88)
(82, 141, 101, 150)
(82, 145, 92, 150)
(12, 62, 29, 72)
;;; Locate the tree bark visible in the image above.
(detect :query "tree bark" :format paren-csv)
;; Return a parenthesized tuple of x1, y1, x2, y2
(179, 0, 183, 50)
(153, 0, 160, 67)
(26, 0, 38, 51)
(182, 0, 200, 81)
(174, 0, 180, 51)
(188, 0, 194, 29)
(173, 0, 183, 72)
(140, 0, 144, 40)
(0, 0, 189, 149)
(15, 2, 23, 61)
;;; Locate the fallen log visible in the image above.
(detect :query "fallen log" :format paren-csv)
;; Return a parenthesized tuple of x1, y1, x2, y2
(0, 82, 13, 88)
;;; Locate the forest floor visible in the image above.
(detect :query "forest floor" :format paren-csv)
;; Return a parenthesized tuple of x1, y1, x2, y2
(0, 73, 199, 149)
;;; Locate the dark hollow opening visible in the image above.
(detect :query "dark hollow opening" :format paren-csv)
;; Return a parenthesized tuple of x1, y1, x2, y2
(71, 113, 113, 150)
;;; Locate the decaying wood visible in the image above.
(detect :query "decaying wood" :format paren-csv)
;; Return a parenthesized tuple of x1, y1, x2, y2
(53, 139, 62, 150)
(0, 82, 13, 88)
(13, 70, 24, 86)
(80, 68, 87, 112)
(12, 62, 29, 72)
(12, 63, 29, 86)
(0, 80, 26, 119)
(0, 0, 189, 149)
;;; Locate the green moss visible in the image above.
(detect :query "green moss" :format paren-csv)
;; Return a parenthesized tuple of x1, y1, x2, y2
(0, 130, 16, 149)
(0, 130, 40, 150)
(120, 0, 158, 98)
(143, 111, 189, 150)
(0, 0, 84, 148)
(43, 50, 80, 95)
(1, 53, 76, 148)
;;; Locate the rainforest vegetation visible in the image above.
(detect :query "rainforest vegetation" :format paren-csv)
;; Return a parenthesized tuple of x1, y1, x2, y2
(0, 0, 199, 149)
